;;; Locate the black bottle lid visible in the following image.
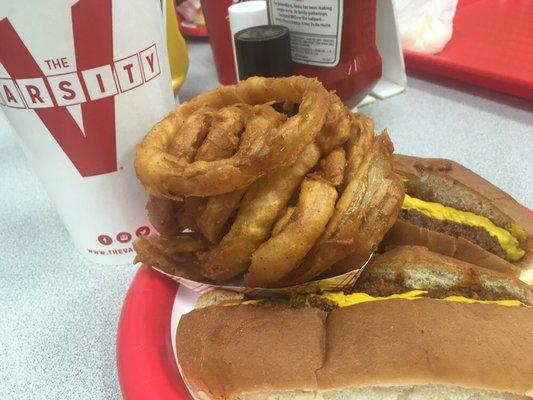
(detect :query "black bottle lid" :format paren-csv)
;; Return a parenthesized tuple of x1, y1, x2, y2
(234, 25, 292, 80)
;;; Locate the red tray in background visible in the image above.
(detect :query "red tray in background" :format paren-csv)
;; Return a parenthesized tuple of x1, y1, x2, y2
(179, 20, 208, 37)
(403, 0, 533, 100)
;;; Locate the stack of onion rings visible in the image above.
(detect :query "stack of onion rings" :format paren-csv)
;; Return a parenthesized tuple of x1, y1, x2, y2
(134, 76, 404, 287)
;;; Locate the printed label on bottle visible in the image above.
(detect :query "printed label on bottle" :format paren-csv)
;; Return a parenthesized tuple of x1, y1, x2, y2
(267, 0, 343, 67)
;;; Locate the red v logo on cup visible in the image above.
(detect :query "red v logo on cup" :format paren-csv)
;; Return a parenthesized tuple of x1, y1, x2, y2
(0, 0, 117, 177)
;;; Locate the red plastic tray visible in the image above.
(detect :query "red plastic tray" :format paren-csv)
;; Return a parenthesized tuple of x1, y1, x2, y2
(179, 21, 208, 37)
(116, 266, 191, 400)
(117, 208, 533, 399)
(403, 0, 533, 100)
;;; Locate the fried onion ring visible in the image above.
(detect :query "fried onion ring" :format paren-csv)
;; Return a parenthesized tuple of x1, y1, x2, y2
(133, 234, 207, 281)
(283, 132, 404, 284)
(271, 207, 295, 237)
(320, 146, 346, 186)
(167, 106, 215, 160)
(151, 232, 208, 254)
(244, 177, 338, 287)
(135, 76, 330, 199)
(194, 105, 250, 161)
(146, 196, 182, 236)
(134, 77, 405, 288)
(316, 93, 352, 153)
(196, 189, 246, 244)
(192, 106, 252, 242)
(176, 105, 252, 234)
(200, 144, 321, 282)
(176, 197, 205, 231)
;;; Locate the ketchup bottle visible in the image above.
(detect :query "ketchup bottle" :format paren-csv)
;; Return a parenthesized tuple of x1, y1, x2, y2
(267, 0, 382, 103)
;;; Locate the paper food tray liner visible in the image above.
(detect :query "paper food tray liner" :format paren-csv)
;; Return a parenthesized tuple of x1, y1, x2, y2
(150, 255, 371, 297)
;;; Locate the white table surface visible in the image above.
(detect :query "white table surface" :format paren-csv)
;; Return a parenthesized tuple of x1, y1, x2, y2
(0, 38, 532, 400)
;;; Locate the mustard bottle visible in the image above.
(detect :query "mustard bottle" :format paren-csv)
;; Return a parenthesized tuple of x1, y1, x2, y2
(165, 0, 189, 92)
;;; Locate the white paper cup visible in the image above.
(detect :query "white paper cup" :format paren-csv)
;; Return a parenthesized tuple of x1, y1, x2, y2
(0, 0, 176, 264)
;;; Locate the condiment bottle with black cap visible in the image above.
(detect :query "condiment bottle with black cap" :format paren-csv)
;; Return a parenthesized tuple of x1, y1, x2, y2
(234, 25, 292, 80)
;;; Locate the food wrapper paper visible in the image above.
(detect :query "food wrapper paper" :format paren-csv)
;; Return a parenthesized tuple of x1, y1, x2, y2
(149, 254, 371, 298)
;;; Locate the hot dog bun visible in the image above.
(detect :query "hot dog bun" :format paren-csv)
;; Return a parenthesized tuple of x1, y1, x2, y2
(176, 247, 533, 399)
(177, 300, 533, 400)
